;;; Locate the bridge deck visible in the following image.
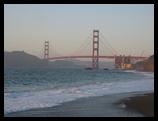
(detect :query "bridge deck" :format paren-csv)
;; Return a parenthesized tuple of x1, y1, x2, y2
(48, 55, 147, 60)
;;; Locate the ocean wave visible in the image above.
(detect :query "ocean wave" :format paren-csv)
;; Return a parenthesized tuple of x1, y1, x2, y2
(4, 77, 154, 114)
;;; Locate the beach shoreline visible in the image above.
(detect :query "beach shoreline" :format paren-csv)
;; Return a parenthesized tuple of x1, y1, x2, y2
(5, 91, 154, 117)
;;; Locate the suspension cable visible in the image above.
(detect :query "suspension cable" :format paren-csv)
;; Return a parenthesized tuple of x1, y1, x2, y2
(100, 32, 119, 56)
(99, 38, 115, 56)
(70, 32, 92, 56)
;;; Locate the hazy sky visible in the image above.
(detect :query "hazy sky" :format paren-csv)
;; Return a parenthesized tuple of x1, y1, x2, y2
(4, 4, 154, 58)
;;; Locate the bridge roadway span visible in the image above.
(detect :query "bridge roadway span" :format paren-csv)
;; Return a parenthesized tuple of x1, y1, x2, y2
(48, 55, 147, 60)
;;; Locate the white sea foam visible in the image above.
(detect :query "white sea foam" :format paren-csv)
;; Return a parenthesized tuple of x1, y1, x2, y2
(4, 73, 154, 114)
(124, 70, 154, 77)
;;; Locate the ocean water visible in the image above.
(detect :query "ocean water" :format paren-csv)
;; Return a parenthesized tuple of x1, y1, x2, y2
(4, 68, 154, 115)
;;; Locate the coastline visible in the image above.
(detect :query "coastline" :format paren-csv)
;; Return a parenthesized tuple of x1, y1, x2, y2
(5, 91, 153, 117)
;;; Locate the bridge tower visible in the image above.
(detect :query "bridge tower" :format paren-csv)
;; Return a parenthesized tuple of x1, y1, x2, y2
(44, 41, 49, 59)
(92, 30, 99, 69)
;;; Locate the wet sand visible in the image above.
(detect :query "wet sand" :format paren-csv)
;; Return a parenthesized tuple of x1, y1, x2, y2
(120, 93, 154, 117)
(5, 92, 153, 117)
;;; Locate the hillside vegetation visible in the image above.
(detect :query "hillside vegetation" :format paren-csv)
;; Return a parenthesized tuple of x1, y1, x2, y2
(133, 55, 154, 72)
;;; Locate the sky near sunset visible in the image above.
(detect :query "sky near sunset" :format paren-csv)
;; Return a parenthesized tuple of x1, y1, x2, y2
(4, 4, 154, 58)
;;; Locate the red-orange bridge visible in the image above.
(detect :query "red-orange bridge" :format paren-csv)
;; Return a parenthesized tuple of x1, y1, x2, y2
(44, 30, 148, 69)
(48, 55, 147, 60)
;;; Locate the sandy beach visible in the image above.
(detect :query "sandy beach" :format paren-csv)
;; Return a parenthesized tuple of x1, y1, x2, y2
(5, 92, 154, 117)
(119, 93, 154, 117)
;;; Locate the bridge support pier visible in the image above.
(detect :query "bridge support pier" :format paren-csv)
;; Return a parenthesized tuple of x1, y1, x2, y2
(115, 55, 132, 69)
(92, 30, 99, 69)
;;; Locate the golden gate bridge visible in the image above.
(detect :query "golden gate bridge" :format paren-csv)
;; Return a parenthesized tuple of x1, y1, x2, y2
(43, 30, 148, 69)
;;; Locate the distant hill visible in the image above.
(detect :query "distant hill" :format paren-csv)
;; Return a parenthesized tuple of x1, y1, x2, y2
(4, 51, 48, 68)
(4, 51, 83, 68)
(133, 55, 154, 72)
(4, 51, 114, 69)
